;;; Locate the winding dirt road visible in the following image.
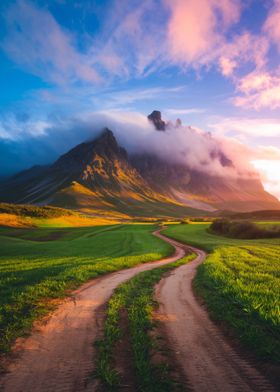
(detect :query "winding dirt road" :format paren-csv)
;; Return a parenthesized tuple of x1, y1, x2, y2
(0, 229, 185, 392)
(0, 230, 276, 392)
(155, 234, 276, 392)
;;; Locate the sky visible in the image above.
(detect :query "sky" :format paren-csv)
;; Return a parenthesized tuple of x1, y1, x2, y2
(0, 0, 279, 198)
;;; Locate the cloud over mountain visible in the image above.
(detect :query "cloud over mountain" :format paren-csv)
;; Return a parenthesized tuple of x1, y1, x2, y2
(0, 110, 258, 181)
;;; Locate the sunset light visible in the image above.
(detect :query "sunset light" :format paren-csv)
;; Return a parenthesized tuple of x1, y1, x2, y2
(0, 2, 279, 392)
(252, 159, 280, 200)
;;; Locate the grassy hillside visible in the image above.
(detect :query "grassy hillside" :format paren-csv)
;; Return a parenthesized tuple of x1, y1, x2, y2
(223, 209, 280, 220)
(163, 224, 280, 362)
(0, 202, 76, 218)
(0, 202, 122, 228)
(0, 224, 173, 354)
(51, 181, 207, 219)
(0, 201, 207, 230)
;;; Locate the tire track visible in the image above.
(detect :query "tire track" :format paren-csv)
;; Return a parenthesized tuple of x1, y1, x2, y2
(155, 231, 276, 392)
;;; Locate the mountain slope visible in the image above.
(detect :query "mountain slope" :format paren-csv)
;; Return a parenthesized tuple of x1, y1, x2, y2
(131, 153, 279, 212)
(0, 113, 279, 217)
(0, 129, 205, 218)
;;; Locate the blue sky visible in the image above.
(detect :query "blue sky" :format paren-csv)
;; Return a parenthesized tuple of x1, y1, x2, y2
(0, 0, 280, 197)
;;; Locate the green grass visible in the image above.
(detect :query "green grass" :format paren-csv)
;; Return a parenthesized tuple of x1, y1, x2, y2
(163, 224, 280, 362)
(0, 202, 76, 218)
(96, 254, 195, 391)
(0, 224, 173, 354)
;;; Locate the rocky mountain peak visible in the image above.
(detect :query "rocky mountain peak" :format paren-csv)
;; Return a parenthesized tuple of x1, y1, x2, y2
(147, 110, 166, 131)
(52, 127, 127, 173)
(97, 127, 116, 144)
(93, 127, 120, 154)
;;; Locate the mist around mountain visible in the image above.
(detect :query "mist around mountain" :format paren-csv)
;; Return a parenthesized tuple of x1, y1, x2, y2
(0, 111, 279, 219)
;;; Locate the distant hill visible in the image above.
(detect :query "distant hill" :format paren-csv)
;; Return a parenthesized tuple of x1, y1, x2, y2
(221, 209, 280, 220)
(0, 111, 279, 219)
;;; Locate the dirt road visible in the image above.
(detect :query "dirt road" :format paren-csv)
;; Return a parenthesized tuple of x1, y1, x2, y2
(0, 230, 275, 392)
(155, 235, 275, 392)
(0, 229, 185, 392)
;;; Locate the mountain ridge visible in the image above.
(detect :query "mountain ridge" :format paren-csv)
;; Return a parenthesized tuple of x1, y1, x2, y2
(0, 112, 279, 218)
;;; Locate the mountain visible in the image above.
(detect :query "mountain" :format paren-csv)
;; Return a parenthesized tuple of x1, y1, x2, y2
(130, 153, 279, 212)
(0, 128, 204, 218)
(0, 112, 279, 218)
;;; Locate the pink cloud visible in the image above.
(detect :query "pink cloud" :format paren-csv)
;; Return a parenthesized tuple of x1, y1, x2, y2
(219, 57, 237, 76)
(163, 0, 279, 112)
(1, 0, 279, 113)
(238, 72, 272, 93)
(226, 1, 280, 109)
(264, 0, 280, 51)
(165, 0, 241, 65)
(218, 32, 269, 77)
(233, 70, 280, 109)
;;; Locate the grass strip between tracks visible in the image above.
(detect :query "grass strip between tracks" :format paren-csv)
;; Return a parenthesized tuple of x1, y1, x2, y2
(96, 253, 195, 391)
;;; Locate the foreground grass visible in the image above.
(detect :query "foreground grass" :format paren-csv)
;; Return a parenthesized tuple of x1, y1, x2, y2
(96, 254, 195, 391)
(164, 223, 280, 362)
(0, 224, 173, 354)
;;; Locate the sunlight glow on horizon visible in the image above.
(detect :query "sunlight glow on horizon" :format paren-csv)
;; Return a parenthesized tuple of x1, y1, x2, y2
(252, 160, 280, 201)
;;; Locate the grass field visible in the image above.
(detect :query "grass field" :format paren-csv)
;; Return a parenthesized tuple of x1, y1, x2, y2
(163, 223, 280, 362)
(0, 224, 173, 354)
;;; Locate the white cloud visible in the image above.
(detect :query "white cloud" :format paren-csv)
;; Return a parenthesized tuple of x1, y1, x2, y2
(90, 1, 166, 78)
(2, 0, 100, 85)
(96, 86, 185, 107)
(209, 117, 280, 138)
(252, 159, 280, 200)
(166, 108, 205, 115)
(0, 109, 258, 179)
(0, 114, 50, 141)
(255, 145, 280, 160)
